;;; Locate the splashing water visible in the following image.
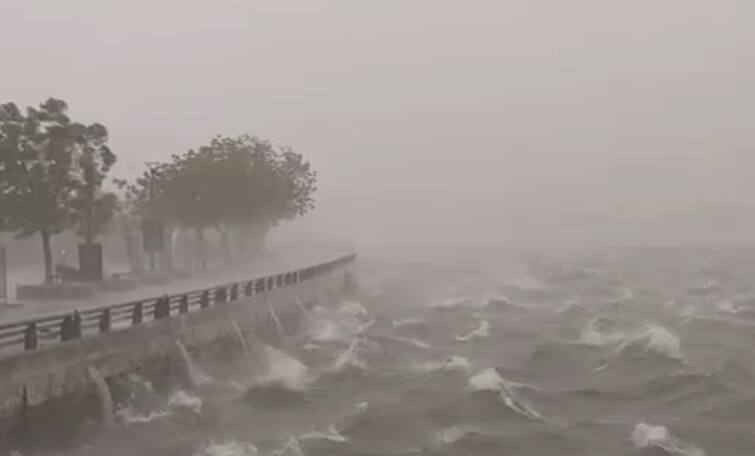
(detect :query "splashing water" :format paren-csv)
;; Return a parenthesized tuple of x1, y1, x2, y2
(168, 390, 204, 413)
(115, 405, 171, 425)
(333, 339, 366, 371)
(456, 320, 490, 342)
(631, 423, 705, 456)
(116, 389, 203, 425)
(176, 341, 212, 386)
(269, 307, 286, 341)
(259, 348, 310, 391)
(469, 368, 543, 421)
(231, 321, 251, 360)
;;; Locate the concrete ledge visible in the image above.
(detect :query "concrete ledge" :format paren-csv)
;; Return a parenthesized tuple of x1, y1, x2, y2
(0, 267, 347, 421)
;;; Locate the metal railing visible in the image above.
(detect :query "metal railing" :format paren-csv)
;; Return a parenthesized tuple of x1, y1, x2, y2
(0, 253, 356, 355)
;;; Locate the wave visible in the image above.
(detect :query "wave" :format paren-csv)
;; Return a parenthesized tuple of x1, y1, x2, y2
(631, 423, 705, 456)
(257, 347, 311, 391)
(115, 389, 202, 425)
(580, 317, 683, 360)
(308, 305, 374, 343)
(271, 438, 305, 456)
(332, 339, 366, 372)
(430, 296, 486, 309)
(468, 368, 543, 421)
(456, 320, 490, 342)
(716, 300, 741, 315)
(301, 425, 348, 443)
(419, 356, 471, 374)
(195, 440, 259, 456)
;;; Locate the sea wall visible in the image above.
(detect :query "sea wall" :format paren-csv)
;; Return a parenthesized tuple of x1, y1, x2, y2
(0, 268, 348, 422)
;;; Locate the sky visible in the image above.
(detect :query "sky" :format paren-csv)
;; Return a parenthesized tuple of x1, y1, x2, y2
(1, 1, 753, 247)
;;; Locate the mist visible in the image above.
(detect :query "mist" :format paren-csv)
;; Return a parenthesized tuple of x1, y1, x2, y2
(2, 0, 753, 248)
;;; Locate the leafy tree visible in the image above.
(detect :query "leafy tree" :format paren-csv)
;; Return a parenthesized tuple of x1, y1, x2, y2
(0, 99, 80, 282)
(0, 99, 117, 282)
(126, 133, 317, 266)
(70, 123, 117, 244)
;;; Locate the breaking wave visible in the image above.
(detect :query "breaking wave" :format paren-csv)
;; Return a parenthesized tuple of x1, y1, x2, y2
(580, 317, 683, 360)
(456, 320, 490, 342)
(631, 423, 705, 456)
(468, 368, 543, 421)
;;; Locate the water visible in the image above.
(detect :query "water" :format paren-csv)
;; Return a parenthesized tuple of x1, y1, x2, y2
(17, 247, 755, 455)
(176, 340, 211, 387)
(269, 307, 286, 341)
(231, 321, 252, 360)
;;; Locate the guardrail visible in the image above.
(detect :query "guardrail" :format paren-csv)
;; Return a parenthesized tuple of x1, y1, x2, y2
(0, 253, 356, 355)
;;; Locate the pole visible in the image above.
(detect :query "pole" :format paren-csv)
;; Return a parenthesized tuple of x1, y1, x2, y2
(145, 162, 158, 271)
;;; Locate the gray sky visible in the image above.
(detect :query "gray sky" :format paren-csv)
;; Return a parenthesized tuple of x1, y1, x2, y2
(1, 1, 753, 246)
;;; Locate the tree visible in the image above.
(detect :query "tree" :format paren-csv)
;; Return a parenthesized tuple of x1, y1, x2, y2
(0, 99, 81, 283)
(70, 123, 117, 244)
(0, 99, 116, 283)
(125, 133, 317, 267)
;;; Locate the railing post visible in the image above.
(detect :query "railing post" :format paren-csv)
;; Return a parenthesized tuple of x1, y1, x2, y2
(230, 284, 238, 301)
(154, 295, 170, 319)
(200, 290, 210, 308)
(24, 323, 38, 350)
(99, 308, 111, 333)
(276, 274, 283, 288)
(133, 302, 143, 325)
(73, 311, 82, 339)
(180, 294, 189, 314)
(215, 286, 227, 303)
(245, 282, 253, 296)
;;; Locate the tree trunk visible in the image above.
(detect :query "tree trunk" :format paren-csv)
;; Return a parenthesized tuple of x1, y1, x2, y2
(221, 227, 231, 265)
(41, 228, 53, 284)
(194, 227, 206, 271)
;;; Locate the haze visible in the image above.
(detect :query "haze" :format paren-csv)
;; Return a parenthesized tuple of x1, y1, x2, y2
(2, 1, 752, 248)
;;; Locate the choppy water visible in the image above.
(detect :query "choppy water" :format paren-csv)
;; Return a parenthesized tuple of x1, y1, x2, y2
(17, 247, 755, 455)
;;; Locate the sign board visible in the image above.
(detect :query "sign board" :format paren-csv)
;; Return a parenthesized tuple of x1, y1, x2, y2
(141, 219, 165, 253)
(0, 247, 6, 304)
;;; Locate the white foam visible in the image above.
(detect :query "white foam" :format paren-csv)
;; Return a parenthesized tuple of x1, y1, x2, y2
(308, 306, 372, 343)
(259, 347, 310, 391)
(431, 296, 486, 309)
(580, 318, 683, 360)
(642, 324, 682, 359)
(333, 339, 366, 371)
(195, 440, 259, 456)
(716, 300, 740, 315)
(337, 301, 368, 317)
(388, 335, 431, 349)
(168, 390, 203, 414)
(444, 356, 471, 372)
(272, 438, 305, 456)
(439, 426, 469, 444)
(469, 367, 504, 392)
(631, 423, 705, 456)
(301, 425, 347, 442)
(115, 405, 171, 425)
(419, 355, 470, 374)
(456, 320, 490, 342)
(468, 368, 543, 421)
